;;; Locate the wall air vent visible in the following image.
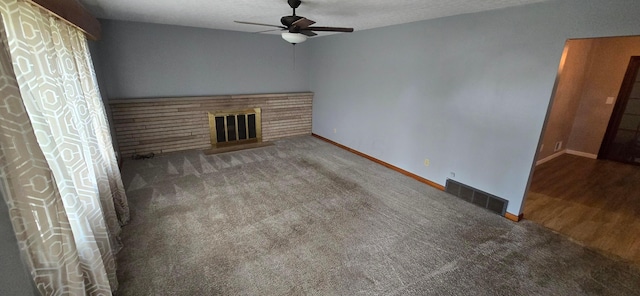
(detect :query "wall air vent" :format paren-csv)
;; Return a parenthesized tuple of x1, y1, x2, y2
(445, 179, 508, 216)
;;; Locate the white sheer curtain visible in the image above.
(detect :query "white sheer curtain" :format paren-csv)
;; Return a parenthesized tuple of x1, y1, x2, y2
(0, 0, 128, 294)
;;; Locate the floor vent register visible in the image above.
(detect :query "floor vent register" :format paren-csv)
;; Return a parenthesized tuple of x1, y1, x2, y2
(445, 179, 508, 216)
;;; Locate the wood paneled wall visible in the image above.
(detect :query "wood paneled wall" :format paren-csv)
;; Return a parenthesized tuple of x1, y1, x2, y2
(109, 93, 313, 157)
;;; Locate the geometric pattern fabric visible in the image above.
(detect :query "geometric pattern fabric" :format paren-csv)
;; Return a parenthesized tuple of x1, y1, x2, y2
(0, 0, 129, 294)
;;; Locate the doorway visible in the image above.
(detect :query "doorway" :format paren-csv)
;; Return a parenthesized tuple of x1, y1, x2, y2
(524, 35, 640, 266)
(599, 56, 640, 165)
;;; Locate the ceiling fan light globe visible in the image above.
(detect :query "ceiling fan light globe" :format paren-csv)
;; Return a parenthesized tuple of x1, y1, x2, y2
(281, 32, 307, 44)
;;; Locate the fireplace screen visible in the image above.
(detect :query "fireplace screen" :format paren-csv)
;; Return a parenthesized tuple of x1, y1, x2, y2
(208, 108, 262, 148)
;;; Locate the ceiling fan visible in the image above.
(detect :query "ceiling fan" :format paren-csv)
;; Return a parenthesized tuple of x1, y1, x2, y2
(235, 0, 354, 44)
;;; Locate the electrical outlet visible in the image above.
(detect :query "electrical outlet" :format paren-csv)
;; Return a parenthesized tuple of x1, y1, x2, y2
(333, 128, 337, 133)
(554, 141, 562, 152)
(606, 96, 615, 105)
(424, 159, 430, 167)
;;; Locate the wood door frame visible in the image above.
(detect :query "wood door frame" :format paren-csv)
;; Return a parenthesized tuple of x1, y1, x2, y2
(598, 56, 640, 161)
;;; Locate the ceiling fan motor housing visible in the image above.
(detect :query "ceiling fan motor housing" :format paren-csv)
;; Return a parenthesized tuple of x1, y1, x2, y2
(281, 15, 303, 28)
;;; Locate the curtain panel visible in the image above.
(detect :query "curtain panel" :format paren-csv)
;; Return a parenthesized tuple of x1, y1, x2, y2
(0, 0, 129, 294)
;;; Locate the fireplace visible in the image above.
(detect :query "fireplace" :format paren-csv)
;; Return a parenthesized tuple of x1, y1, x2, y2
(208, 108, 262, 148)
(109, 92, 312, 157)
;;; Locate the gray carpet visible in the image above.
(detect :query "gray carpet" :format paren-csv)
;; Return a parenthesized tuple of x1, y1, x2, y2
(118, 136, 640, 295)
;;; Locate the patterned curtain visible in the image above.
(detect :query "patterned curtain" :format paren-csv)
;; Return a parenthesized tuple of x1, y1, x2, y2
(0, 0, 129, 294)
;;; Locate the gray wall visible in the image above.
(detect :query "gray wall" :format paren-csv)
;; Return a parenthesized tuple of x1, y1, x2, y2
(308, 0, 640, 215)
(94, 20, 310, 99)
(0, 192, 38, 296)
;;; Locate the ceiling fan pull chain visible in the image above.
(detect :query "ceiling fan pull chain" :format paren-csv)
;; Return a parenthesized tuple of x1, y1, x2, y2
(293, 44, 296, 71)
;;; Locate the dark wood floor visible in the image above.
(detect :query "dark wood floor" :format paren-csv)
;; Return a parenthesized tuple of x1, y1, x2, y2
(524, 154, 640, 266)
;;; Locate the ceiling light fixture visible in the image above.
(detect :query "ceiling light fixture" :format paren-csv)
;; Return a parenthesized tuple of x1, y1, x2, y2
(281, 32, 307, 44)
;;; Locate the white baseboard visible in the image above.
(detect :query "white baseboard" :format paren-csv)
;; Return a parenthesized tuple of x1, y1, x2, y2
(566, 149, 598, 159)
(536, 150, 566, 166)
(536, 149, 598, 166)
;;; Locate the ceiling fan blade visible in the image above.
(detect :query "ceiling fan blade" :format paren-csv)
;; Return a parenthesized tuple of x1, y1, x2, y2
(307, 26, 354, 33)
(292, 17, 316, 29)
(253, 29, 283, 34)
(299, 30, 318, 37)
(234, 21, 286, 29)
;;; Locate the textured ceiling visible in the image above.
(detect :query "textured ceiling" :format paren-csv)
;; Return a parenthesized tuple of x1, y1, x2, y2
(79, 0, 550, 36)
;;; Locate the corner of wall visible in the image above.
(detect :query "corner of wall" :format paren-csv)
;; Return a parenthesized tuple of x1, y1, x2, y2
(88, 38, 121, 161)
